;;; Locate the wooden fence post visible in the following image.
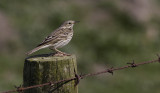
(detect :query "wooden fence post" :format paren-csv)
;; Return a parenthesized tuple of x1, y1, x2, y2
(23, 54, 78, 93)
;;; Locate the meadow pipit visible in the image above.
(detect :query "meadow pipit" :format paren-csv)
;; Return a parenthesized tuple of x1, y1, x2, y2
(26, 20, 79, 56)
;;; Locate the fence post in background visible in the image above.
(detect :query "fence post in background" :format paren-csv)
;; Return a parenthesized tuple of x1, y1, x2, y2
(23, 54, 78, 93)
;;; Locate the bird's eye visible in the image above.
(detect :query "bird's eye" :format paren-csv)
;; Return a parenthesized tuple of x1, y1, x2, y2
(68, 22, 71, 24)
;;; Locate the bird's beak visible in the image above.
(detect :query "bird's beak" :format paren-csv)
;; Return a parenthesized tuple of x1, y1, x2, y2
(74, 21, 80, 24)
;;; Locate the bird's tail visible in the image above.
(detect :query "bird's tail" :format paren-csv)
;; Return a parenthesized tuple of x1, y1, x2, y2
(26, 46, 43, 55)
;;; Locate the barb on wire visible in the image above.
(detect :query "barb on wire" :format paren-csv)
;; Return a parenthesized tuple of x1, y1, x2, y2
(156, 54, 160, 63)
(107, 67, 114, 75)
(2, 57, 160, 93)
(127, 60, 137, 67)
(14, 85, 23, 93)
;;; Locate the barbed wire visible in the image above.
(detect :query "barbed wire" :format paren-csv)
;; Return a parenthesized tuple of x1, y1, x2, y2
(1, 56, 160, 93)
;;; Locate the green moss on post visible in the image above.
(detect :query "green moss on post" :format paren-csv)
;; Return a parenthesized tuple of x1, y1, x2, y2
(23, 54, 78, 93)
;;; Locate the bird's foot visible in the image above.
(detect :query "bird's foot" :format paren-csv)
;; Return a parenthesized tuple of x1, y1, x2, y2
(51, 48, 71, 56)
(50, 52, 71, 56)
(56, 52, 71, 56)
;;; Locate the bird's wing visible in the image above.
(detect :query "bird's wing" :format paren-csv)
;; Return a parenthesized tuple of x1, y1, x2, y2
(37, 28, 67, 47)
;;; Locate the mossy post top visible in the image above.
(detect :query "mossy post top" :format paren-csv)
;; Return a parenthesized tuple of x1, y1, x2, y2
(25, 54, 76, 62)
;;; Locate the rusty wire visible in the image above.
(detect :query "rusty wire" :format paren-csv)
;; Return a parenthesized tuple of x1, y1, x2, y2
(1, 57, 160, 93)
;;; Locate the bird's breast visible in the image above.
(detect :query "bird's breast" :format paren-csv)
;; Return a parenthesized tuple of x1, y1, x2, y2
(53, 32, 73, 48)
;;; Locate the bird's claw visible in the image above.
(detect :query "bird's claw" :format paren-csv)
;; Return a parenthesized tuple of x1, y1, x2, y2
(51, 52, 71, 56)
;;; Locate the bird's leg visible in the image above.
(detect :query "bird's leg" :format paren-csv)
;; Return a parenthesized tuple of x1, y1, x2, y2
(49, 47, 62, 56)
(55, 48, 71, 56)
(50, 47, 71, 56)
(54, 48, 63, 54)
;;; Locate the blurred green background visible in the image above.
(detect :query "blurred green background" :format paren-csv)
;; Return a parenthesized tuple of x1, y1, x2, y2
(0, 0, 160, 93)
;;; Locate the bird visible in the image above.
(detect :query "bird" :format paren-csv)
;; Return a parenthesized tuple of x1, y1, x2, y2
(26, 20, 79, 56)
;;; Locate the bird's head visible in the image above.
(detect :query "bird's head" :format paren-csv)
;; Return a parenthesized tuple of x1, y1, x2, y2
(61, 20, 79, 29)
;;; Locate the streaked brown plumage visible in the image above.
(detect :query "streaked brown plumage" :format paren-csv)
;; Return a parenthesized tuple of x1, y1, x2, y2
(26, 20, 79, 55)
